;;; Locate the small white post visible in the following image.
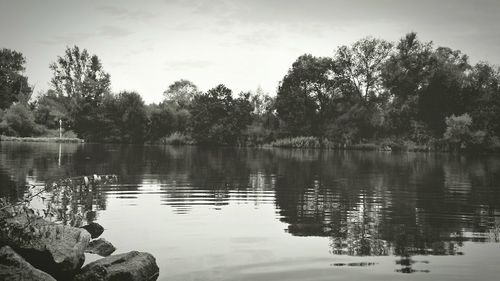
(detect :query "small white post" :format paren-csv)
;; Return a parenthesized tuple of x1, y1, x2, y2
(58, 143, 62, 167)
(59, 119, 62, 139)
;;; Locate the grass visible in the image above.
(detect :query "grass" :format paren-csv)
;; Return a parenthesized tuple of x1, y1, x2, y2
(0, 135, 84, 143)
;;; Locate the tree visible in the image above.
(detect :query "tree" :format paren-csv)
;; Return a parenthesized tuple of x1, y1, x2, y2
(163, 79, 200, 108)
(463, 62, 500, 136)
(190, 84, 252, 145)
(382, 32, 433, 135)
(0, 104, 38, 137)
(50, 46, 110, 104)
(0, 49, 32, 109)
(146, 103, 176, 142)
(275, 54, 336, 137)
(418, 47, 470, 134)
(246, 87, 279, 144)
(326, 38, 393, 141)
(33, 90, 70, 130)
(114, 91, 148, 143)
(334, 37, 393, 103)
(49, 46, 111, 138)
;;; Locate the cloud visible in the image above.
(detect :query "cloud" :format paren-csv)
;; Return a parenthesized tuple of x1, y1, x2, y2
(165, 59, 215, 70)
(37, 32, 95, 45)
(96, 5, 155, 21)
(235, 29, 279, 47)
(98, 25, 133, 38)
(38, 25, 133, 45)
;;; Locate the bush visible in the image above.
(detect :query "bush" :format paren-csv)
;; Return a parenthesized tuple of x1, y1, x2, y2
(160, 132, 195, 145)
(486, 136, 500, 152)
(244, 123, 274, 146)
(1, 104, 38, 137)
(442, 113, 486, 150)
(270, 136, 321, 148)
(443, 114, 472, 144)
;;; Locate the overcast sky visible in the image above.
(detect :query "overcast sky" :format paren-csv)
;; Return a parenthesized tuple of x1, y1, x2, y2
(1, 0, 500, 104)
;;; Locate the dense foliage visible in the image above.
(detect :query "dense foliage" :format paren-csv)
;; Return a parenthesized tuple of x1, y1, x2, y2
(190, 84, 252, 145)
(1, 33, 500, 151)
(0, 49, 32, 110)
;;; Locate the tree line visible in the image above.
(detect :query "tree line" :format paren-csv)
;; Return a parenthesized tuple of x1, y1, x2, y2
(1, 32, 500, 150)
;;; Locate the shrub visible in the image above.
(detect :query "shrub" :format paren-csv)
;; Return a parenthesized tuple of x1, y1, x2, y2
(1, 104, 38, 137)
(486, 136, 500, 152)
(442, 113, 486, 150)
(160, 132, 195, 145)
(244, 123, 273, 146)
(270, 136, 321, 148)
(443, 114, 472, 145)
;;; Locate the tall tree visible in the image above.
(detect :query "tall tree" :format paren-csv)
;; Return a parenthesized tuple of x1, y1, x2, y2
(334, 37, 393, 103)
(275, 54, 336, 137)
(190, 84, 252, 145)
(463, 62, 500, 136)
(418, 47, 470, 134)
(49, 46, 111, 138)
(164, 79, 200, 108)
(0, 49, 32, 109)
(50, 46, 110, 104)
(382, 32, 433, 135)
(115, 91, 149, 143)
(146, 102, 176, 142)
(326, 38, 393, 141)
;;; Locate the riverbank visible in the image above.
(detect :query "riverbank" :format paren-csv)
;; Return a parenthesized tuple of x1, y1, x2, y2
(266, 136, 500, 153)
(0, 135, 84, 143)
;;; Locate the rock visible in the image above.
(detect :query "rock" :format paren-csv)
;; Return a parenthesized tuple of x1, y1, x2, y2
(0, 214, 90, 280)
(81, 222, 104, 239)
(0, 246, 56, 281)
(74, 251, 159, 281)
(85, 238, 116, 257)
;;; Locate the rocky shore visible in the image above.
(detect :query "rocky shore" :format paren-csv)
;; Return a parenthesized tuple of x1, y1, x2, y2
(0, 215, 159, 280)
(0, 175, 159, 281)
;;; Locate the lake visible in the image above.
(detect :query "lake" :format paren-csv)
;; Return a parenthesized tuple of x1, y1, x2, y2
(1, 142, 500, 281)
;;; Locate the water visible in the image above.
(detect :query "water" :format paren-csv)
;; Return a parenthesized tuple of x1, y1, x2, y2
(1, 142, 500, 281)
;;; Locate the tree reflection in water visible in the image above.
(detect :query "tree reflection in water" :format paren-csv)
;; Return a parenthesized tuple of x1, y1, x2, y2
(273, 150, 500, 273)
(1, 143, 500, 275)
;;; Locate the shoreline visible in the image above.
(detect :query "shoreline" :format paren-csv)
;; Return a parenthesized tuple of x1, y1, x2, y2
(2, 135, 498, 154)
(0, 135, 84, 143)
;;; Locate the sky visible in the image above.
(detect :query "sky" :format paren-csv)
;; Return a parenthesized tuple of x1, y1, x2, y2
(1, 0, 500, 104)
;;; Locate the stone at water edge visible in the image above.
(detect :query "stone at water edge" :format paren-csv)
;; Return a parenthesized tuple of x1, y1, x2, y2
(81, 222, 105, 239)
(0, 245, 57, 281)
(85, 238, 116, 256)
(74, 251, 159, 281)
(0, 214, 90, 280)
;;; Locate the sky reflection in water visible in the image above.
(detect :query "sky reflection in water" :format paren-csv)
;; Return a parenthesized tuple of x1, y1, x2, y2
(1, 142, 499, 281)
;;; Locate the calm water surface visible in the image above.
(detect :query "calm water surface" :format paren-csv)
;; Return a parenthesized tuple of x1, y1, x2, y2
(1, 142, 500, 281)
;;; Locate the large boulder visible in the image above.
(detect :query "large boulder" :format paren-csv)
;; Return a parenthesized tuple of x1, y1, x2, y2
(85, 238, 116, 257)
(0, 214, 90, 279)
(81, 222, 104, 239)
(74, 251, 159, 281)
(0, 246, 56, 281)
